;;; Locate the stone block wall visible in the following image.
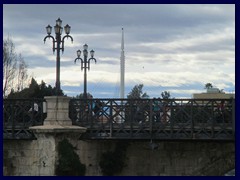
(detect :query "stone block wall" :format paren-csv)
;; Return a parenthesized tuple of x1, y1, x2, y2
(3, 134, 56, 176)
(74, 140, 235, 176)
(3, 138, 235, 176)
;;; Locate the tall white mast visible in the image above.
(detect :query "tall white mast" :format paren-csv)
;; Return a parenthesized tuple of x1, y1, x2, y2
(120, 28, 125, 99)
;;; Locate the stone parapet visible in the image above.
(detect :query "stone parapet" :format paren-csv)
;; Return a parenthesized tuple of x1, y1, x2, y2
(43, 96, 72, 126)
(30, 124, 87, 134)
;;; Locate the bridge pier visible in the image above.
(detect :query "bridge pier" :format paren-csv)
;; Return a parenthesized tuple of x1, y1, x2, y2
(4, 96, 86, 176)
(29, 96, 86, 175)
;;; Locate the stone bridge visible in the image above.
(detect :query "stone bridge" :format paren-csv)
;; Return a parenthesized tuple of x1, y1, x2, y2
(3, 96, 235, 176)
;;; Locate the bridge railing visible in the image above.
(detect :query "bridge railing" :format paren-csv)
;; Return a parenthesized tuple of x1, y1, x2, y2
(3, 98, 47, 139)
(3, 98, 234, 140)
(69, 98, 235, 140)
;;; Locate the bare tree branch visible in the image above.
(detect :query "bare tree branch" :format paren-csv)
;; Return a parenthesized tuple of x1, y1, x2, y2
(3, 36, 29, 98)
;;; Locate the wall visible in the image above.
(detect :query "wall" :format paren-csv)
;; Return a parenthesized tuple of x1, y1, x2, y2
(3, 134, 56, 176)
(4, 138, 235, 176)
(76, 140, 235, 176)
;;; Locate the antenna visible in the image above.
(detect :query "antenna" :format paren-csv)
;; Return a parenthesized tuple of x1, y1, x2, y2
(120, 27, 125, 99)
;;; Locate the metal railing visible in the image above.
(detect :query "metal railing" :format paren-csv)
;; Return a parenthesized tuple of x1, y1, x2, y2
(69, 98, 235, 140)
(3, 98, 47, 139)
(3, 98, 235, 140)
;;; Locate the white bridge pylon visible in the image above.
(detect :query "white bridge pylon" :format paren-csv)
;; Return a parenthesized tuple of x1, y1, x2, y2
(119, 27, 125, 123)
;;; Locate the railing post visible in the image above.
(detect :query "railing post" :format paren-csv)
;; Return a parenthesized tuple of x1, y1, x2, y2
(130, 99, 133, 138)
(170, 99, 173, 139)
(211, 99, 214, 139)
(109, 100, 113, 137)
(149, 99, 153, 139)
(11, 103, 15, 139)
(232, 98, 235, 137)
(190, 99, 194, 139)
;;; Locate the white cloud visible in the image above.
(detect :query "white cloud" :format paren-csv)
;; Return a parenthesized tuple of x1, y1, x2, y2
(3, 4, 235, 98)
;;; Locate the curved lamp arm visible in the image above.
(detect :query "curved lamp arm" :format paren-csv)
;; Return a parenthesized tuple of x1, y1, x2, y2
(74, 57, 84, 71)
(87, 58, 97, 70)
(44, 35, 56, 53)
(61, 35, 74, 53)
(88, 57, 97, 64)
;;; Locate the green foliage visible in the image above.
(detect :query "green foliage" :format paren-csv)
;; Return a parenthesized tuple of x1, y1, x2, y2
(56, 139, 86, 176)
(74, 92, 93, 99)
(99, 142, 128, 176)
(6, 78, 64, 99)
(161, 91, 171, 99)
(127, 84, 149, 99)
(204, 83, 213, 89)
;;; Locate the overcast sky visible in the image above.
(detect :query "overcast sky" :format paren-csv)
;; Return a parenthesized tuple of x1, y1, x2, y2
(3, 4, 235, 98)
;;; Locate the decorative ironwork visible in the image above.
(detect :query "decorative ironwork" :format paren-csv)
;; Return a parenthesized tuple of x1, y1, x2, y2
(3, 98, 234, 140)
(69, 98, 235, 140)
(3, 99, 46, 139)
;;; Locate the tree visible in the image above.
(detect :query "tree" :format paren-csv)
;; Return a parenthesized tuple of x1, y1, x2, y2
(3, 36, 17, 97)
(3, 36, 29, 97)
(7, 78, 64, 99)
(74, 92, 93, 99)
(161, 91, 171, 99)
(204, 83, 213, 90)
(127, 84, 149, 99)
(16, 54, 28, 91)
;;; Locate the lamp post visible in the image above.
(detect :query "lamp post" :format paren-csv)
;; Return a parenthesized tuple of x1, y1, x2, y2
(44, 18, 73, 96)
(74, 44, 96, 99)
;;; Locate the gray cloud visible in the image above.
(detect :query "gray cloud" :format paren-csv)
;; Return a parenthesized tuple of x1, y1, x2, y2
(3, 4, 235, 98)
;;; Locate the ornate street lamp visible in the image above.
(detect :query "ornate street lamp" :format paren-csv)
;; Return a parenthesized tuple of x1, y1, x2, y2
(44, 18, 73, 96)
(74, 44, 96, 99)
